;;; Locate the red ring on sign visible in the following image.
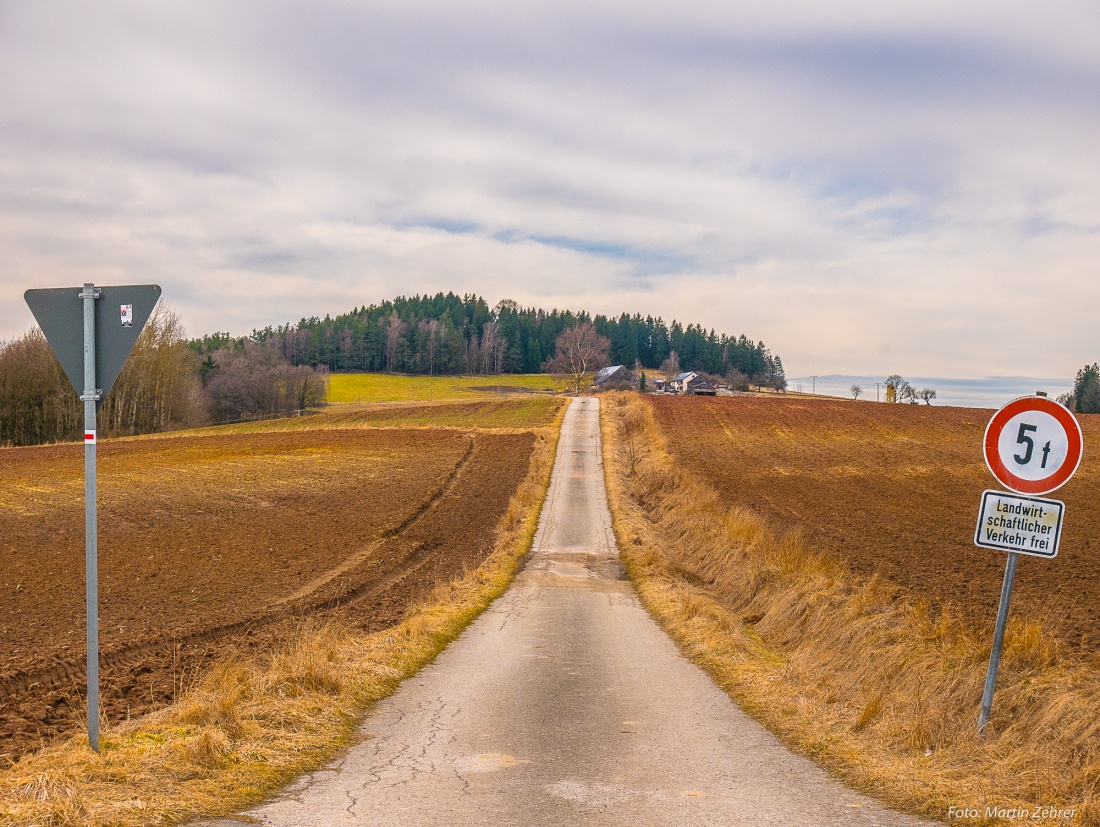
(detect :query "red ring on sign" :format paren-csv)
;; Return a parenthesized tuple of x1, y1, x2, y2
(983, 396, 1083, 494)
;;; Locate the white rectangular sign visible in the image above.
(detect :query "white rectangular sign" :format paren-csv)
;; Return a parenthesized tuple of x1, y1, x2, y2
(974, 489, 1064, 558)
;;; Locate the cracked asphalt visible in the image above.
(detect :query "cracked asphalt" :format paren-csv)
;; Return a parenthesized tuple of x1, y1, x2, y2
(199, 397, 937, 827)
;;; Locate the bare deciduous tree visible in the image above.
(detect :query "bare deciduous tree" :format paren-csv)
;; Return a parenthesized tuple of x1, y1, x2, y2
(885, 374, 916, 403)
(850, 384, 863, 399)
(659, 350, 680, 379)
(0, 329, 80, 446)
(101, 306, 208, 435)
(479, 320, 507, 375)
(421, 319, 441, 375)
(461, 321, 509, 375)
(542, 322, 611, 396)
(1, 306, 210, 445)
(725, 368, 750, 391)
(1, 305, 328, 443)
(204, 341, 326, 422)
(337, 327, 354, 370)
(383, 312, 406, 372)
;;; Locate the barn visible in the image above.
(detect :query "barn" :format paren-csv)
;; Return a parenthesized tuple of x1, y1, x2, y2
(593, 365, 635, 388)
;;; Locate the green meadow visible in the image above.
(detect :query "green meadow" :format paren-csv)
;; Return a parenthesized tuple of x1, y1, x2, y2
(326, 372, 565, 403)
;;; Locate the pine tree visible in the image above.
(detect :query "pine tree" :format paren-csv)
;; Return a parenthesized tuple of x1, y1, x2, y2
(1074, 363, 1100, 414)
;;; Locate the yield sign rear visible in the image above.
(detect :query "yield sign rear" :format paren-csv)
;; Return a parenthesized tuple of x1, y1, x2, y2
(25, 284, 161, 403)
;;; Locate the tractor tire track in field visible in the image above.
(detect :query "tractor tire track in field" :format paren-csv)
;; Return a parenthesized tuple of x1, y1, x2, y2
(270, 434, 477, 610)
(0, 437, 470, 695)
(0, 437, 472, 700)
(0, 431, 533, 762)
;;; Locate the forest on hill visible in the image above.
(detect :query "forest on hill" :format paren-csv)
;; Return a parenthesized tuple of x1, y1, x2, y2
(222, 293, 784, 384)
(1, 292, 782, 447)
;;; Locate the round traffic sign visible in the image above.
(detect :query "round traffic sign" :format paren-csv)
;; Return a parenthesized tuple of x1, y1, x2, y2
(983, 396, 1083, 494)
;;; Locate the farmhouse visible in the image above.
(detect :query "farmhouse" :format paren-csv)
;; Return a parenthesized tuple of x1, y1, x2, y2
(670, 371, 717, 395)
(593, 365, 634, 388)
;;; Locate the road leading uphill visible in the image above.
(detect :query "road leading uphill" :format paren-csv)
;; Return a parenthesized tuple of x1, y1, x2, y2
(201, 397, 936, 827)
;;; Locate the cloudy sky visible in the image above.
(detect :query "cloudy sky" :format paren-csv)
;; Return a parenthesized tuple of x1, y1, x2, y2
(1, 1, 1097, 383)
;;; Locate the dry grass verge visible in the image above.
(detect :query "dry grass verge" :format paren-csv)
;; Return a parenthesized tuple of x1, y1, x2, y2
(600, 392, 1100, 827)
(0, 409, 564, 826)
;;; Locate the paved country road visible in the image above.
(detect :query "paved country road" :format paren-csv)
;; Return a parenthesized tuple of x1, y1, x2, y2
(201, 397, 937, 827)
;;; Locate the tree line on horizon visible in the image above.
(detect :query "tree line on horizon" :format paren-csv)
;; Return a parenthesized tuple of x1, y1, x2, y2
(220, 292, 785, 388)
(0, 307, 326, 447)
(1, 292, 783, 447)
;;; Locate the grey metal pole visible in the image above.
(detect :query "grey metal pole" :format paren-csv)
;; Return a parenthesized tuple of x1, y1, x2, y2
(79, 283, 101, 751)
(977, 551, 1018, 736)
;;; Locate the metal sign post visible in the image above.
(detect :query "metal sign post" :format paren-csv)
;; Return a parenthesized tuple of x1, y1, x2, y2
(80, 284, 102, 751)
(977, 551, 1017, 735)
(25, 283, 160, 751)
(974, 394, 1082, 736)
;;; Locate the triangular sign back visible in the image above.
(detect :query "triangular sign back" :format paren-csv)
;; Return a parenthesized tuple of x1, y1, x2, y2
(25, 284, 161, 403)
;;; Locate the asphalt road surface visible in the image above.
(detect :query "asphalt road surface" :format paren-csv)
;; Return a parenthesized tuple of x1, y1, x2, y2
(202, 397, 935, 827)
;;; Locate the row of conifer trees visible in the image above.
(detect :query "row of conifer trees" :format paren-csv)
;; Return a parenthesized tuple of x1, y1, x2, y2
(243, 293, 781, 382)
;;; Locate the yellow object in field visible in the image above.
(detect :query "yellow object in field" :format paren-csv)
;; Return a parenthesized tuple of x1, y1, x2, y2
(886, 384, 896, 403)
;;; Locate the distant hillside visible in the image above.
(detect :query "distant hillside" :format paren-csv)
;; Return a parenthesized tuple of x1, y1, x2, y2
(196, 293, 784, 385)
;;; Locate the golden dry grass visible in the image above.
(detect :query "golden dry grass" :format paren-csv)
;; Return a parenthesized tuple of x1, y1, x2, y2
(646, 394, 1100, 649)
(600, 391, 1100, 827)
(0, 405, 565, 826)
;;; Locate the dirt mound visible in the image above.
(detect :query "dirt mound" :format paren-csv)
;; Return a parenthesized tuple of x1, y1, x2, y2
(0, 427, 535, 761)
(648, 396, 1100, 650)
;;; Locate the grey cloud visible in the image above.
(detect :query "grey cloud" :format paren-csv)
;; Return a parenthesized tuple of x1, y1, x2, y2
(1, 1, 1098, 379)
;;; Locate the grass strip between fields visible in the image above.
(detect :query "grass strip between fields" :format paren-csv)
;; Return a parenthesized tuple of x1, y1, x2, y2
(599, 392, 1100, 827)
(0, 406, 566, 827)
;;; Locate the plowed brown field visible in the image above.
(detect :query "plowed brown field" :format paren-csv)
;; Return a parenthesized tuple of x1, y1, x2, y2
(648, 395, 1100, 651)
(0, 418, 540, 760)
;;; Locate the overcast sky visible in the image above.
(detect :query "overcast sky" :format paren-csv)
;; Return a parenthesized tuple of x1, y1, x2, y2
(1, 1, 1097, 381)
